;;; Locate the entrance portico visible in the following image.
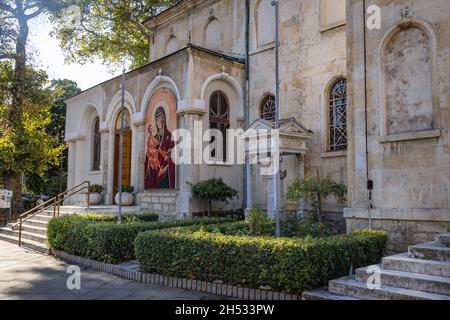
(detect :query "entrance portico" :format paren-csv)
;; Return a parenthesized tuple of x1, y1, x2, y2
(243, 118, 313, 217)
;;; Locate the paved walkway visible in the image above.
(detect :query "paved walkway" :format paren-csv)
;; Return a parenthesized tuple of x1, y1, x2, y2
(0, 241, 224, 300)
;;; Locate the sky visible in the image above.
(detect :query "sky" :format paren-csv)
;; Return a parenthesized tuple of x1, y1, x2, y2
(28, 14, 120, 91)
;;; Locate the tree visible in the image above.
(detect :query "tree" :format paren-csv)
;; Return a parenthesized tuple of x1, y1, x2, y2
(25, 79, 81, 196)
(0, 0, 71, 212)
(0, 62, 65, 212)
(286, 171, 347, 223)
(50, 0, 179, 69)
(191, 178, 239, 217)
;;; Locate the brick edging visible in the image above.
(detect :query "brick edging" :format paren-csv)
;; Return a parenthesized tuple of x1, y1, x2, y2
(51, 249, 301, 300)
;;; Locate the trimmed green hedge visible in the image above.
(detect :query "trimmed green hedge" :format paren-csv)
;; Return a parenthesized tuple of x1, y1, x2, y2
(47, 215, 237, 264)
(80, 213, 159, 223)
(135, 228, 388, 293)
(179, 220, 331, 238)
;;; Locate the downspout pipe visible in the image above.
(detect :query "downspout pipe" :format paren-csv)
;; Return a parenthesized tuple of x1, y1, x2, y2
(362, 0, 373, 228)
(243, 0, 250, 212)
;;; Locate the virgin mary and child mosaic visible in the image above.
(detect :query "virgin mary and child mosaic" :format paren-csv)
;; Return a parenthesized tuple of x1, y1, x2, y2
(144, 89, 177, 190)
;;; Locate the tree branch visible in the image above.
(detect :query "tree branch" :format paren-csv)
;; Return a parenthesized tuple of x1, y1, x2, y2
(25, 7, 43, 20)
(0, 3, 17, 16)
(0, 53, 18, 60)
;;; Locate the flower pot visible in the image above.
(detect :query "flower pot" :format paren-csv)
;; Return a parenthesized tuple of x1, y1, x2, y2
(115, 192, 134, 206)
(89, 193, 103, 206)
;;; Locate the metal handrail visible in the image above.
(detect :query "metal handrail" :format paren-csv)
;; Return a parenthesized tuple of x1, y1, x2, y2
(12, 181, 91, 246)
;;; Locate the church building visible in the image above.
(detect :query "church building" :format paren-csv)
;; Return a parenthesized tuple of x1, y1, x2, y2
(64, 0, 450, 252)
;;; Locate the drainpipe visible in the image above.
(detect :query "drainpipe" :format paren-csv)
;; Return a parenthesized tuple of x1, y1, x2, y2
(363, 0, 373, 229)
(243, 0, 250, 212)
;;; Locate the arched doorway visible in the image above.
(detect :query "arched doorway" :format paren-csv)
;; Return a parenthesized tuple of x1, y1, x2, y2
(113, 109, 132, 198)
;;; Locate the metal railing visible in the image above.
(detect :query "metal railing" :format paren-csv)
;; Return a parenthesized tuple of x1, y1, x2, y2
(11, 181, 91, 247)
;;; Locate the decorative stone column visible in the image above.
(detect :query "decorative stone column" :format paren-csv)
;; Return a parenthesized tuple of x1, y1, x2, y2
(176, 109, 204, 218)
(245, 162, 253, 220)
(296, 154, 306, 218)
(266, 175, 276, 218)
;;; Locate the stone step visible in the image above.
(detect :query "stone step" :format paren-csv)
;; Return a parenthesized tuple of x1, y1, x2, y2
(329, 277, 450, 300)
(302, 288, 361, 300)
(20, 225, 47, 236)
(21, 219, 48, 228)
(356, 265, 450, 296)
(0, 227, 46, 244)
(409, 242, 450, 262)
(383, 253, 450, 278)
(29, 214, 53, 222)
(435, 233, 450, 247)
(0, 232, 49, 254)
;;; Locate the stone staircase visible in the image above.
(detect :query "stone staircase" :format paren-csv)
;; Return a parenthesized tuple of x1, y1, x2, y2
(0, 207, 82, 254)
(0, 205, 143, 255)
(303, 233, 450, 300)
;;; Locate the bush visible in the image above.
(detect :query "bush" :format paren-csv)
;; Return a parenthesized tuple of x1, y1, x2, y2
(191, 178, 239, 216)
(183, 219, 330, 239)
(47, 214, 237, 263)
(81, 212, 159, 223)
(121, 185, 134, 193)
(247, 209, 270, 236)
(135, 228, 388, 293)
(89, 184, 103, 193)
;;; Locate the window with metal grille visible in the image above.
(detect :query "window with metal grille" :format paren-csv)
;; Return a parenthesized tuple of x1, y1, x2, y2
(260, 95, 275, 122)
(92, 117, 101, 171)
(329, 79, 347, 151)
(209, 91, 230, 161)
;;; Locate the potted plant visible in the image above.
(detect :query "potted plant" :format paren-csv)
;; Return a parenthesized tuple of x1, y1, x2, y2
(88, 184, 103, 205)
(115, 185, 135, 206)
(191, 178, 239, 216)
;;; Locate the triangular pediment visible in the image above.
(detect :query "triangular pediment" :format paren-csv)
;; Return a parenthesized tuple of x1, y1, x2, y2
(246, 118, 275, 131)
(245, 118, 313, 135)
(279, 118, 313, 135)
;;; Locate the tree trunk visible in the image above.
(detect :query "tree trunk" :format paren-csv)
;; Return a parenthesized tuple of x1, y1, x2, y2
(316, 169, 323, 224)
(2, 4, 29, 216)
(208, 200, 212, 217)
(3, 171, 24, 214)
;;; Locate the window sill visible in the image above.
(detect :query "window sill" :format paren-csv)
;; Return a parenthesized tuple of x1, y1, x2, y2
(379, 130, 440, 143)
(249, 42, 275, 56)
(321, 151, 347, 158)
(207, 161, 234, 167)
(320, 21, 346, 33)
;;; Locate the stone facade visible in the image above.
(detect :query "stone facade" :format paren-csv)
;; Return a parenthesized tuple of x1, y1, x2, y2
(345, 0, 450, 251)
(64, 0, 449, 248)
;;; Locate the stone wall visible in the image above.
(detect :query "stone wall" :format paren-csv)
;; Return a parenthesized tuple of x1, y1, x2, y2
(137, 191, 178, 219)
(346, 0, 450, 250)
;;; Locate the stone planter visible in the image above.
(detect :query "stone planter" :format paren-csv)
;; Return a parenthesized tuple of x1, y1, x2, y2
(88, 193, 103, 206)
(115, 192, 134, 206)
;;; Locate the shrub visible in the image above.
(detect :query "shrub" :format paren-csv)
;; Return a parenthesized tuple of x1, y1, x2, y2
(47, 214, 237, 263)
(89, 184, 103, 193)
(121, 185, 134, 193)
(135, 228, 388, 293)
(81, 212, 159, 223)
(247, 208, 270, 236)
(191, 178, 239, 216)
(287, 173, 347, 223)
(280, 214, 332, 238)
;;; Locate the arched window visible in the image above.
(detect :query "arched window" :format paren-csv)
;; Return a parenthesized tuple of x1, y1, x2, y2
(92, 117, 101, 171)
(329, 79, 347, 152)
(209, 91, 230, 161)
(205, 18, 221, 51)
(256, 0, 275, 47)
(166, 36, 178, 55)
(260, 95, 275, 121)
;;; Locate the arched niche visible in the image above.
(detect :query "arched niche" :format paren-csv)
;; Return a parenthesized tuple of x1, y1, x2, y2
(379, 20, 440, 138)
